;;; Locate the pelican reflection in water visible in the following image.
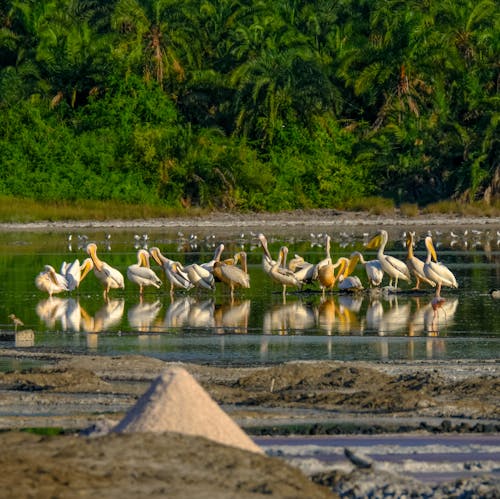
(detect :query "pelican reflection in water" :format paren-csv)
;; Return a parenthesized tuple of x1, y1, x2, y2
(214, 299, 251, 334)
(128, 299, 162, 332)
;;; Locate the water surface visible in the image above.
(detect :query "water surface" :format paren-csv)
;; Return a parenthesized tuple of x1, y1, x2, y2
(1, 225, 499, 364)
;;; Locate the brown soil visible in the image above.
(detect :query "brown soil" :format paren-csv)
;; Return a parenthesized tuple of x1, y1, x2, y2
(0, 351, 498, 497)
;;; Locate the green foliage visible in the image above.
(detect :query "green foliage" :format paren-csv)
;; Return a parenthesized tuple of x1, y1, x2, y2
(0, 0, 498, 213)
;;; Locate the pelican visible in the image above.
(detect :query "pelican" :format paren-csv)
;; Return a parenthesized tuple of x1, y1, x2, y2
(423, 236, 458, 297)
(366, 230, 411, 288)
(349, 251, 383, 287)
(60, 258, 94, 291)
(269, 246, 302, 297)
(313, 236, 346, 295)
(288, 254, 316, 285)
(184, 243, 224, 291)
(149, 246, 193, 296)
(86, 243, 125, 298)
(258, 233, 276, 275)
(405, 232, 435, 290)
(338, 273, 364, 292)
(213, 251, 250, 300)
(35, 265, 69, 296)
(127, 249, 162, 295)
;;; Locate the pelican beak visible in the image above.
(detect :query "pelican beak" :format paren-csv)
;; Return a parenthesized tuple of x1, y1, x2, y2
(149, 248, 162, 267)
(345, 257, 358, 277)
(80, 258, 94, 281)
(365, 234, 380, 249)
(429, 240, 438, 262)
(140, 250, 150, 268)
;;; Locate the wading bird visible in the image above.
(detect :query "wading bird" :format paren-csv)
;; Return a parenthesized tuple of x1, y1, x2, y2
(349, 251, 384, 287)
(86, 243, 125, 299)
(60, 258, 94, 292)
(405, 232, 435, 290)
(35, 265, 69, 297)
(213, 251, 250, 300)
(366, 230, 411, 289)
(149, 247, 193, 297)
(423, 236, 458, 297)
(127, 249, 162, 295)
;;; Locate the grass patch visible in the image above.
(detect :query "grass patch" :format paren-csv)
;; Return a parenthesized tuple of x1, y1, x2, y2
(344, 196, 396, 215)
(0, 196, 209, 223)
(399, 203, 420, 217)
(20, 427, 67, 436)
(423, 200, 500, 216)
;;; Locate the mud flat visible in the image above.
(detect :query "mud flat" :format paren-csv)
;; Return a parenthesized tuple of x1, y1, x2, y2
(0, 350, 498, 497)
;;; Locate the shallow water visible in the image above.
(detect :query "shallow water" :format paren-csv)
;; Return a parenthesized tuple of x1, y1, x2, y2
(0, 225, 499, 364)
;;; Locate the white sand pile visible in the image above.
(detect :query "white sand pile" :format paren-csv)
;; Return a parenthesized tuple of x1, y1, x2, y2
(113, 366, 263, 454)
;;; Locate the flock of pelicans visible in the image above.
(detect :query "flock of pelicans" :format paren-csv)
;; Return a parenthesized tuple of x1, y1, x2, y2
(35, 229, 459, 304)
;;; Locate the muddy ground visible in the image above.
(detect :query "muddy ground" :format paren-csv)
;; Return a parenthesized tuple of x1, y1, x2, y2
(0, 210, 499, 497)
(0, 351, 498, 497)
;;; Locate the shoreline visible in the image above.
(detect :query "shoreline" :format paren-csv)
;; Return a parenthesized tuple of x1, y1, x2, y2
(2, 209, 500, 231)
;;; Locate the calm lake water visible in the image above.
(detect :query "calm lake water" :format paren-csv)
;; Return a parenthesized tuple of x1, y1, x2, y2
(0, 224, 499, 365)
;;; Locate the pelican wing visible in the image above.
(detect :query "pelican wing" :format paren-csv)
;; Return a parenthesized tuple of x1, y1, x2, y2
(425, 261, 458, 288)
(365, 260, 384, 286)
(103, 264, 125, 289)
(382, 255, 411, 281)
(185, 263, 215, 290)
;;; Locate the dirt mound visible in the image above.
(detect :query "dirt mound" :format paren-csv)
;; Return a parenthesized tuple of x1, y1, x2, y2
(0, 366, 110, 393)
(113, 366, 263, 454)
(0, 431, 334, 499)
(207, 361, 499, 417)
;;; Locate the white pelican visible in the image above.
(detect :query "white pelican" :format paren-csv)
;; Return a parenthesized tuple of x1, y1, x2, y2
(338, 274, 364, 292)
(349, 251, 383, 287)
(366, 230, 411, 288)
(184, 243, 224, 291)
(35, 265, 69, 296)
(288, 254, 316, 284)
(269, 246, 302, 298)
(127, 249, 162, 295)
(405, 232, 435, 290)
(213, 251, 250, 300)
(60, 258, 94, 291)
(423, 236, 458, 297)
(86, 243, 125, 299)
(149, 246, 193, 296)
(258, 233, 276, 275)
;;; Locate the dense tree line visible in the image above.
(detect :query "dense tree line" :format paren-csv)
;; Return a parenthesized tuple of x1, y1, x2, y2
(0, 0, 498, 211)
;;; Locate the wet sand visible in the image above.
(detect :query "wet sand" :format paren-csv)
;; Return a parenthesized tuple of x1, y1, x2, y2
(0, 351, 498, 497)
(1, 210, 499, 497)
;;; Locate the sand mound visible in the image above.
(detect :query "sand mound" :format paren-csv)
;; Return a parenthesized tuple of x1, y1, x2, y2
(113, 366, 263, 454)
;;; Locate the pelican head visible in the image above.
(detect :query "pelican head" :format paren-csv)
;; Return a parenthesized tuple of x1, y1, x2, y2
(86, 243, 103, 271)
(149, 247, 164, 267)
